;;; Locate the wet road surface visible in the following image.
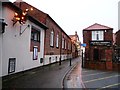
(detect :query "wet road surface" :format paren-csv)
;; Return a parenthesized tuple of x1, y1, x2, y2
(82, 69, 120, 89)
(2, 57, 81, 88)
(64, 61, 120, 89)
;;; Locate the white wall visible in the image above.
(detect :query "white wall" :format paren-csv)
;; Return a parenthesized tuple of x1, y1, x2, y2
(44, 54, 71, 65)
(0, 1, 2, 78)
(2, 6, 45, 76)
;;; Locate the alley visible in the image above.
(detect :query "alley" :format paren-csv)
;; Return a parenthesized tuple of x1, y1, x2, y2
(2, 57, 81, 88)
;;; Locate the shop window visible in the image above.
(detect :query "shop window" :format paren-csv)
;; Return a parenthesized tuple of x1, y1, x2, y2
(33, 46, 38, 60)
(8, 58, 16, 74)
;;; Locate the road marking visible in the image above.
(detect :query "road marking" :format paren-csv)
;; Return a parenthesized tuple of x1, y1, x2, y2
(96, 83, 120, 90)
(83, 72, 109, 77)
(84, 75, 120, 83)
(82, 70, 95, 73)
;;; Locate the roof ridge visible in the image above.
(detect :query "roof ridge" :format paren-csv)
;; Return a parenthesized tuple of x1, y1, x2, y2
(83, 23, 113, 30)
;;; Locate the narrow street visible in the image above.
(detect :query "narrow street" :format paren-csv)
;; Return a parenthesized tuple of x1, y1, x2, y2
(2, 57, 81, 88)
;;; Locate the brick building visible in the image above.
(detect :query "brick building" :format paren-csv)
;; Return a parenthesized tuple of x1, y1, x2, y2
(83, 23, 113, 70)
(69, 31, 81, 56)
(114, 30, 120, 62)
(14, 1, 77, 65)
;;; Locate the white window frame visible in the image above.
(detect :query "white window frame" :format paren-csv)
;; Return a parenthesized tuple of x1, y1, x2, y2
(92, 31, 104, 41)
(62, 37, 64, 49)
(50, 30, 54, 46)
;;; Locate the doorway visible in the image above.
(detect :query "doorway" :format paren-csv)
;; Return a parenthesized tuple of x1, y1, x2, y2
(93, 49, 99, 61)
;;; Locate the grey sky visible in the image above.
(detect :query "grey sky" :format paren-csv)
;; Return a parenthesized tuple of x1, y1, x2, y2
(10, 0, 119, 42)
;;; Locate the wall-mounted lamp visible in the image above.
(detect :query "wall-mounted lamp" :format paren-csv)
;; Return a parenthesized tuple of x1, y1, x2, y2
(12, 8, 33, 26)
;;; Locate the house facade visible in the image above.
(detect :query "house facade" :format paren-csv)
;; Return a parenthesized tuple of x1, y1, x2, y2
(83, 23, 113, 70)
(14, 1, 77, 65)
(0, 2, 47, 77)
(69, 31, 81, 56)
(114, 30, 120, 62)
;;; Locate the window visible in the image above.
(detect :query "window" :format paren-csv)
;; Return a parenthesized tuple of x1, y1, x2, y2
(68, 42, 70, 50)
(8, 58, 16, 73)
(33, 46, 38, 60)
(31, 27, 40, 42)
(92, 31, 104, 41)
(62, 37, 64, 49)
(56, 34, 59, 48)
(65, 40, 66, 49)
(50, 30, 54, 47)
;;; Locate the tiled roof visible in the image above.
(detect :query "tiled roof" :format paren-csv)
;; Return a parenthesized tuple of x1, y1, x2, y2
(83, 23, 113, 30)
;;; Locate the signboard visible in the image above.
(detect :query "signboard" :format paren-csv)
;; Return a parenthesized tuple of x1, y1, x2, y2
(90, 41, 111, 46)
(81, 43, 86, 47)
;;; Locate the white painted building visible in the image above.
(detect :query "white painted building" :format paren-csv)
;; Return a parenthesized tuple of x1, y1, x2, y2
(0, 2, 47, 77)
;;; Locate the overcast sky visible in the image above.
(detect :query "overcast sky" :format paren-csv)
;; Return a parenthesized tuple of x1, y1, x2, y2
(10, 0, 119, 42)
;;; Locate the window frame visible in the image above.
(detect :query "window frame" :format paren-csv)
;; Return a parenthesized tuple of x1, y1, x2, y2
(62, 37, 64, 49)
(31, 27, 40, 42)
(56, 34, 59, 48)
(50, 30, 54, 47)
(92, 31, 104, 41)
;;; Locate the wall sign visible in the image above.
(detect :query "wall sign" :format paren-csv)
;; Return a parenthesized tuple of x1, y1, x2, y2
(90, 41, 112, 46)
(33, 46, 38, 60)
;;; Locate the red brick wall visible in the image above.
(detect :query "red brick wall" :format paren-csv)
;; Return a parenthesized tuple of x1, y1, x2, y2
(104, 29, 113, 42)
(44, 17, 61, 55)
(116, 30, 120, 46)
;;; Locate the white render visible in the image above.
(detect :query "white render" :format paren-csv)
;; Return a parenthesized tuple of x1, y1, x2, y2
(0, 2, 3, 77)
(44, 54, 71, 65)
(1, 6, 45, 76)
